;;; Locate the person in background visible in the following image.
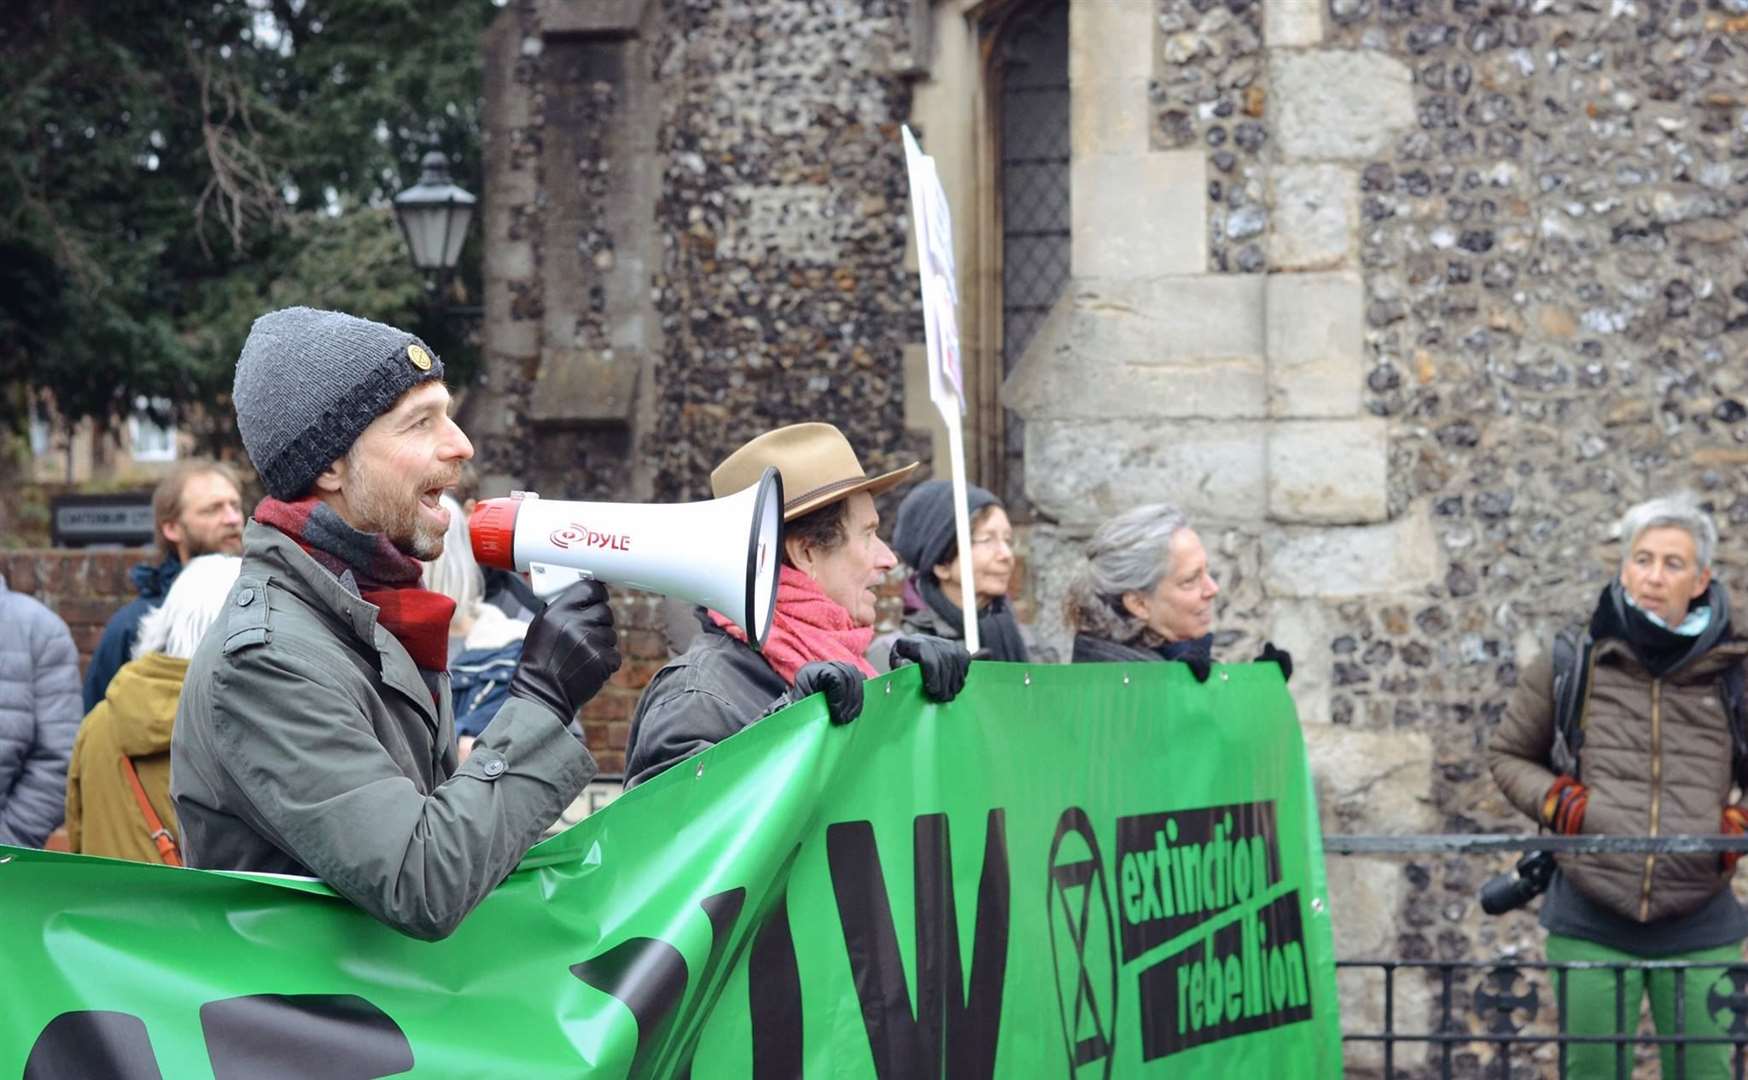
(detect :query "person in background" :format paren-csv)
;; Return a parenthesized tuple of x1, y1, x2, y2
(624, 423, 976, 789)
(1490, 493, 1748, 1079)
(451, 461, 543, 623)
(66, 554, 242, 864)
(870, 479, 1030, 670)
(419, 493, 533, 761)
(83, 460, 245, 711)
(1064, 503, 1291, 682)
(0, 573, 82, 848)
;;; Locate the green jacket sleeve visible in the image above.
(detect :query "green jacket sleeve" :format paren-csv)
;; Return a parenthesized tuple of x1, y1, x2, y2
(209, 645, 594, 940)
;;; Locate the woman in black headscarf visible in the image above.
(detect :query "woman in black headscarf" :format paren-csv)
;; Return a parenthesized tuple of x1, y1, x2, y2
(870, 480, 1030, 667)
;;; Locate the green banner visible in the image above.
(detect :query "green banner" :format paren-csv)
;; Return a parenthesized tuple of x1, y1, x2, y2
(2, 662, 1339, 1078)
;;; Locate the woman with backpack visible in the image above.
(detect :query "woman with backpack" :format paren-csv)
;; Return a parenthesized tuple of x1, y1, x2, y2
(1489, 493, 1748, 1079)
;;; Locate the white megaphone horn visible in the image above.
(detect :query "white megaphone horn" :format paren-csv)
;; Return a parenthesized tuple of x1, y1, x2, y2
(469, 467, 784, 650)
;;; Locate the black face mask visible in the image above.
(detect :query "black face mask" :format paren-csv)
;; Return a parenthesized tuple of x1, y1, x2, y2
(1589, 581, 1726, 678)
(1155, 633, 1213, 666)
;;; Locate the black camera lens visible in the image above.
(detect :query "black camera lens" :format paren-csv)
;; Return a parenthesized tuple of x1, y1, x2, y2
(1479, 850, 1557, 916)
(1480, 872, 1539, 915)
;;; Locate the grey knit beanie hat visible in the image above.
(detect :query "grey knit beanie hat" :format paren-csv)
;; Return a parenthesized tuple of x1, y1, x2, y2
(233, 307, 445, 499)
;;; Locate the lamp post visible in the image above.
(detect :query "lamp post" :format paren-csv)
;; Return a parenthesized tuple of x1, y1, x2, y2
(393, 151, 478, 314)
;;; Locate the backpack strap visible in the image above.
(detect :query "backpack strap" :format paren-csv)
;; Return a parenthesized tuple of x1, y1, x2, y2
(1548, 626, 1595, 780)
(1722, 662, 1748, 792)
(119, 756, 182, 868)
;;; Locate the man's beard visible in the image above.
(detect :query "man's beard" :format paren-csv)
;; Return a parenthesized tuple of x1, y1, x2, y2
(182, 527, 243, 559)
(348, 461, 450, 559)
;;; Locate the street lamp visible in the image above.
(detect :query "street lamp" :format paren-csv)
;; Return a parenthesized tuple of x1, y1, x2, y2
(393, 151, 476, 286)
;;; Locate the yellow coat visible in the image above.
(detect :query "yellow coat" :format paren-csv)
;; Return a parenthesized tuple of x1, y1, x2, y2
(65, 653, 186, 864)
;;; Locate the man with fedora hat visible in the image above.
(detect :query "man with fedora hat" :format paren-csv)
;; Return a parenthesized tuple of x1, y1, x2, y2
(172, 307, 619, 940)
(623, 422, 976, 789)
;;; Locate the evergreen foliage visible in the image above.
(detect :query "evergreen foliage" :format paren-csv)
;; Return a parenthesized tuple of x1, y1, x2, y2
(0, 0, 494, 453)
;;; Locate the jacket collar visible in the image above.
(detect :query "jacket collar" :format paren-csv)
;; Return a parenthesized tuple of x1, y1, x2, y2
(1072, 633, 1162, 664)
(245, 521, 387, 645)
(103, 653, 190, 756)
(242, 522, 440, 729)
(130, 556, 183, 600)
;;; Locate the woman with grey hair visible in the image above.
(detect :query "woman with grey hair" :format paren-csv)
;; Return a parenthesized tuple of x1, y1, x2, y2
(1489, 492, 1748, 1077)
(1064, 503, 1290, 681)
(65, 553, 242, 864)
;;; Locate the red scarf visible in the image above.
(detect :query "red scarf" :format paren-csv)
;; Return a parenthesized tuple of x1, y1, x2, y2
(712, 565, 878, 685)
(255, 497, 456, 672)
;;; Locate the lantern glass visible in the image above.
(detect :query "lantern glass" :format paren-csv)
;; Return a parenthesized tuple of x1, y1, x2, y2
(393, 152, 477, 274)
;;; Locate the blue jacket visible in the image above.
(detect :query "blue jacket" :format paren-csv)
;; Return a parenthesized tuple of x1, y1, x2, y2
(449, 640, 522, 739)
(0, 574, 82, 846)
(82, 557, 182, 712)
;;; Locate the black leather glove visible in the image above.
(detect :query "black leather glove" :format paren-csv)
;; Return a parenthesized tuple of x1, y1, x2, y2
(890, 634, 973, 702)
(508, 579, 620, 725)
(792, 661, 865, 725)
(1182, 654, 1213, 683)
(1256, 642, 1293, 684)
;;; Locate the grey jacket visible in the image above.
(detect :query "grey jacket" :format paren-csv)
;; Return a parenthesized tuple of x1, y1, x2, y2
(623, 614, 790, 790)
(869, 598, 956, 674)
(171, 523, 595, 940)
(0, 575, 82, 847)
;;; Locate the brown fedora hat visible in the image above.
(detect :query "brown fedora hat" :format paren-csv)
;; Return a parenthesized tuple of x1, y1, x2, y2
(711, 422, 919, 520)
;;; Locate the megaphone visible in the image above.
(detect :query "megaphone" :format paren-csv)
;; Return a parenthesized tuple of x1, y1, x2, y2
(469, 467, 784, 649)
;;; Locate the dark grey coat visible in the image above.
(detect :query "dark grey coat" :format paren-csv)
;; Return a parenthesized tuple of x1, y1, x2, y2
(0, 575, 81, 847)
(623, 615, 790, 790)
(1071, 634, 1163, 664)
(171, 522, 595, 940)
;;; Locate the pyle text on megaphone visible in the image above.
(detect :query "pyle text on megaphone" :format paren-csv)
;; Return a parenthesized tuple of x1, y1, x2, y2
(468, 467, 783, 650)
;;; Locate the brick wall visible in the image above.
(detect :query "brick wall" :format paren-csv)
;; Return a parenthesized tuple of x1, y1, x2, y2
(0, 548, 154, 674)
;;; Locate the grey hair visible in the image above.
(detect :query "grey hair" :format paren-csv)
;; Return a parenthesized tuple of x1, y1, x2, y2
(133, 554, 243, 661)
(1065, 503, 1191, 644)
(421, 493, 484, 628)
(1619, 492, 1717, 571)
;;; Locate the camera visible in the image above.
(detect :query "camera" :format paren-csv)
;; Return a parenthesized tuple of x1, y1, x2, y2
(1479, 850, 1557, 915)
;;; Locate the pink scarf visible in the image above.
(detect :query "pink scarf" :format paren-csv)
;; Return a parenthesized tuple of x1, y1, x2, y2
(711, 565, 878, 685)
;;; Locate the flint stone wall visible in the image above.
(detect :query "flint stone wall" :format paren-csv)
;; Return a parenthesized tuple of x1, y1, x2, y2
(1123, 0, 1748, 1070)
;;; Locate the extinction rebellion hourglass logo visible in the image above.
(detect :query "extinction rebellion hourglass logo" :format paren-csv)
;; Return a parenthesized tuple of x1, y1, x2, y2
(1047, 808, 1120, 1078)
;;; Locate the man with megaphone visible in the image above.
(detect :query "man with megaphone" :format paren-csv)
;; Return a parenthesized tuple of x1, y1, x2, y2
(623, 422, 976, 789)
(171, 308, 616, 941)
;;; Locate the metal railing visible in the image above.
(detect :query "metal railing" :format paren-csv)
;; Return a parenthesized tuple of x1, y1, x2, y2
(1326, 835, 1748, 1079)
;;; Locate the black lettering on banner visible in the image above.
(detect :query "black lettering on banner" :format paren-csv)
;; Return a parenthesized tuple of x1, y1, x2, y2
(826, 810, 1010, 1079)
(200, 994, 414, 1079)
(1113, 801, 1281, 962)
(1134, 891, 1313, 1060)
(1045, 806, 1119, 1080)
(748, 895, 803, 1079)
(24, 1010, 164, 1080)
(570, 887, 746, 1077)
(672, 888, 748, 1080)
